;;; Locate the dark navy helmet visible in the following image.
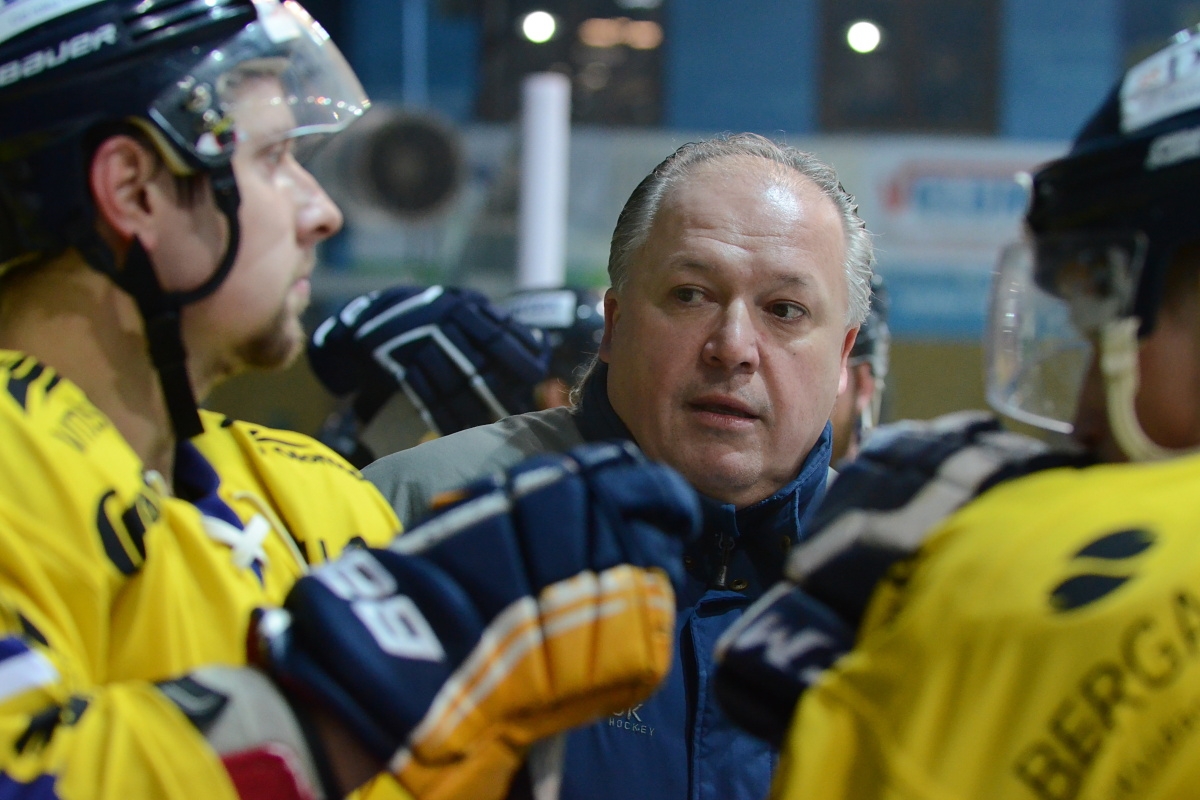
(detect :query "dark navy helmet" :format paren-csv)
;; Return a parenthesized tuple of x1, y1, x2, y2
(0, 0, 369, 437)
(0, 0, 367, 267)
(987, 27, 1200, 458)
(1023, 26, 1200, 338)
(500, 286, 605, 385)
(849, 272, 889, 380)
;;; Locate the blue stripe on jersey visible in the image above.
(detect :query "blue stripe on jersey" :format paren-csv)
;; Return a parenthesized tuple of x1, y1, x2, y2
(175, 441, 264, 581)
(0, 773, 58, 799)
(0, 636, 26, 661)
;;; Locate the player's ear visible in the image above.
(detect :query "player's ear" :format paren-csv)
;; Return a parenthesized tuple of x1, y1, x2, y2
(88, 134, 166, 249)
(855, 367, 877, 414)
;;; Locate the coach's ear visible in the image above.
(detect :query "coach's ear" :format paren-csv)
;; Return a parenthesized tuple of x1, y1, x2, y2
(599, 288, 619, 363)
(838, 324, 859, 383)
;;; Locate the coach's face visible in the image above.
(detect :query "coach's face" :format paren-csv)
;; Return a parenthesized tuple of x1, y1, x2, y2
(601, 155, 857, 507)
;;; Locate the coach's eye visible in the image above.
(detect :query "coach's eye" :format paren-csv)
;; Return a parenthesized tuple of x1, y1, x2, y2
(768, 301, 806, 320)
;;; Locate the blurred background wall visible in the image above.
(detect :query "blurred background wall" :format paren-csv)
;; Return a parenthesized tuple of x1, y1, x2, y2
(208, 0, 1200, 434)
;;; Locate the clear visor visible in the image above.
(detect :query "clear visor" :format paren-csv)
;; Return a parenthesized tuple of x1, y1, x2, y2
(984, 231, 1145, 434)
(147, 0, 369, 170)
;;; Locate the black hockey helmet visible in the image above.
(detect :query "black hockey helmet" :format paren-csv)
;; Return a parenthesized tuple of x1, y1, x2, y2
(849, 272, 889, 378)
(1024, 26, 1200, 338)
(0, 0, 369, 437)
(0, 0, 366, 264)
(987, 27, 1200, 457)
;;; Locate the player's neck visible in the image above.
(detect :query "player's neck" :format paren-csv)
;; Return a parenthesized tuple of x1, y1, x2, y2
(0, 252, 177, 484)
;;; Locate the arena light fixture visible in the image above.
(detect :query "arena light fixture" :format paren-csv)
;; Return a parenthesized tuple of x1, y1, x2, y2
(847, 20, 882, 54)
(521, 10, 558, 44)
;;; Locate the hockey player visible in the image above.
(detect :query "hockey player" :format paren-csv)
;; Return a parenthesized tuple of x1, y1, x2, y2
(714, 26, 1200, 800)
(499, 286, 606, 409)
(0, 2, 700, 799)
(829, 273, 889, 466)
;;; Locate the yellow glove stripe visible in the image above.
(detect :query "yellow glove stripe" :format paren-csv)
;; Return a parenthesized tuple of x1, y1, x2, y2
(395, 567, 631, 759)
(407, 597, 542, 757)
(389, 565, 674, 775)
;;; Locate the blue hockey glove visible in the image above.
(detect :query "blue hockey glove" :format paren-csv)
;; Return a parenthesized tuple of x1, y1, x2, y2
(253, 441, 701, 800)
(308, 285, 551, 439)
(714, 411, 1089, 746)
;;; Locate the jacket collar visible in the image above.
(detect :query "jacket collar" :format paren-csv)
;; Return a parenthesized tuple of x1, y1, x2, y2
(692, 425, 831, 593)
(573, 361, 635, 444)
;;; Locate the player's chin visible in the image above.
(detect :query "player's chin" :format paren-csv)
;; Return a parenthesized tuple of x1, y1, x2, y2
(238, 312, 306, 371)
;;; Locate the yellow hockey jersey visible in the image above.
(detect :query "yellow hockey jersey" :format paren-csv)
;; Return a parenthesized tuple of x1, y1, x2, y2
(0, 351, 401, 799)
(774, 453, 1200, 800)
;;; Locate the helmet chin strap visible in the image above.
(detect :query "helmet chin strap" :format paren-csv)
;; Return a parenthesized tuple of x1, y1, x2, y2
(108, 164, 242, 442)
(861, 396, 876, 434)
(1099, 317, 1183, 462)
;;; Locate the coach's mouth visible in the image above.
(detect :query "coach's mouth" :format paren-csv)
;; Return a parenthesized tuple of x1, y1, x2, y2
(688, 395, 761, 425)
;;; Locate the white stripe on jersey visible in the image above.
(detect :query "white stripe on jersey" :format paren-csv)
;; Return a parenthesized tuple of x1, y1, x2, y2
(0, 641, 57, 702)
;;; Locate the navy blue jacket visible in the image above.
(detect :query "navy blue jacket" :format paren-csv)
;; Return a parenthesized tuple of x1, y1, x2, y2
(562, 364, 833, 800)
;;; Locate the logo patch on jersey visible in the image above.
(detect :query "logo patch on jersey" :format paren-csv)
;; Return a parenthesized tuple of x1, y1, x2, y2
(95, 488, 161, 575)
(608, 704, 655, 736)
(1049, 528, 1155, 612)
(250, 428, 361, 479)
(3, 356, 55, 410)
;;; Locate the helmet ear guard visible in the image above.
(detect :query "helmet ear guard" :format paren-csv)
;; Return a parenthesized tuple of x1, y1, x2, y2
(846, 273, 890, 433)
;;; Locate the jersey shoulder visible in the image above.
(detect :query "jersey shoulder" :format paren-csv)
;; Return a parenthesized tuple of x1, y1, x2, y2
(0, 351, 141, 475)
(194, 411, 400, 554)
(802, 457, 1200, 800)
(0, 352, 150, 567)
(868, 457, 1200, 637)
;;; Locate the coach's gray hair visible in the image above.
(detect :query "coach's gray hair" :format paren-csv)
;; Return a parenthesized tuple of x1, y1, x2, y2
(607, 132, 874, 326)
